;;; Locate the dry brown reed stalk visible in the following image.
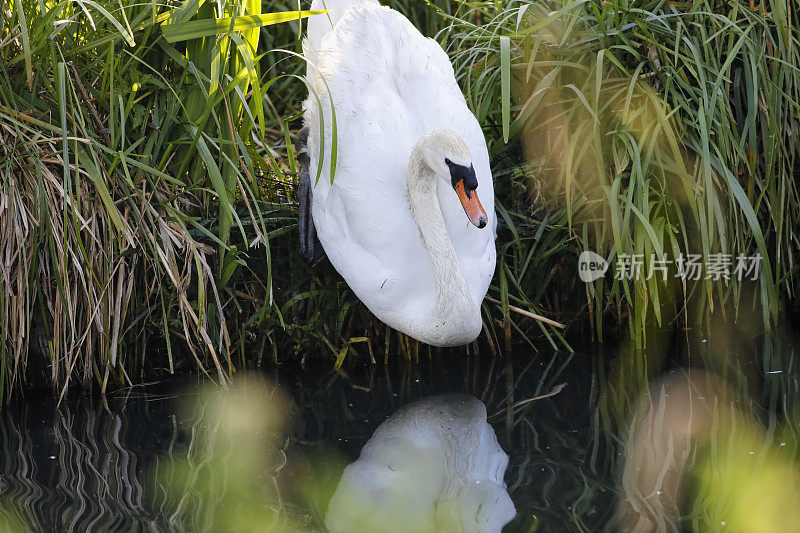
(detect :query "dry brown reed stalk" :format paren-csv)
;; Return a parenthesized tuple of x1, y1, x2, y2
(0, 116, 231, 401)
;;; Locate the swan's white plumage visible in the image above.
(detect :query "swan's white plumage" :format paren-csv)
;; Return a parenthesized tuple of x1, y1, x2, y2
(324, 394, 516, 533)
(303, 0, 496, 346)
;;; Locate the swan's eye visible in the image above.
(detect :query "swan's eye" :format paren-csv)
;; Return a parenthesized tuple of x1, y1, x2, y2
(444, 158, 478, 197)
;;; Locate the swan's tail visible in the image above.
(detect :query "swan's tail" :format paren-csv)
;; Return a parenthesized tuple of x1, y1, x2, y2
(305, 0, 377, 69)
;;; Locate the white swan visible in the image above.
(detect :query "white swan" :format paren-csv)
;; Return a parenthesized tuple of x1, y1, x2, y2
(299, 0, 496, 347)
(324, 394, 516, 533)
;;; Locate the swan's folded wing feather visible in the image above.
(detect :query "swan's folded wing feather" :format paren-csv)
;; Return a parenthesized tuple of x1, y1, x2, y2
(304, 4, 439, 326)
(303, 2, 496, 325)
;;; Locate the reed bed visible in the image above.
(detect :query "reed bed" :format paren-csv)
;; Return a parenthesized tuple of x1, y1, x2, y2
(443, 0, 799, 352)
(0, 0, 327, 399)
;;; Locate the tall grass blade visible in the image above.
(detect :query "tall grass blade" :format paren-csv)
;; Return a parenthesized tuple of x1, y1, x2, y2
(161, 11, 327, 43)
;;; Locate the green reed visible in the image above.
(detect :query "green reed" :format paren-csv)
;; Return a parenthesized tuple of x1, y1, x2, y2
(441, 0, 799, 352)
(0, 0, 324, 400)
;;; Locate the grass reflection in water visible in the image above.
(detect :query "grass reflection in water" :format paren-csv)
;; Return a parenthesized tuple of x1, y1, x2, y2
(0, 336, 798, 532)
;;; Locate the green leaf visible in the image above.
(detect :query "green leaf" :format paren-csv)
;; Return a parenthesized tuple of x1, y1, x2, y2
(166, 0, 209, 25)
(77, 0, 136, 46)
(76, 147, 134, 247)
(161, 11, 328, 43)
(14, 0, 33, 88)
(230, 32, 264, 136)
(500, 35, 511, 143)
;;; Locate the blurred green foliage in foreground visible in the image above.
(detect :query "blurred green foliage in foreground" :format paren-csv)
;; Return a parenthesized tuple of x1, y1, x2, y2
(0, 366, 797, 531)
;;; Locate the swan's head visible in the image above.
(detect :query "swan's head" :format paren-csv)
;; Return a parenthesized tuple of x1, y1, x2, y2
(418, 129, 488, 229)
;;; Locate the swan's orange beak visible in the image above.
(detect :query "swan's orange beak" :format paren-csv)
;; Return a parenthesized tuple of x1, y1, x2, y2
(455, 181, 487, 229)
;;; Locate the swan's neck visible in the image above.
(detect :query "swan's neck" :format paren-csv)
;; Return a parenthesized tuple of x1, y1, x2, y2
(406, 151, 477, 327)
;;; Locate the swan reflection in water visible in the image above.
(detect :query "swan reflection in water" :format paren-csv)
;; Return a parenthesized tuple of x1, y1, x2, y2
(325, 394, 516, 533)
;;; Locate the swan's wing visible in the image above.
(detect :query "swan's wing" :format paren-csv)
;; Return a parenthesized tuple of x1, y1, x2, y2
(304, 4, 439, 326)
(303, 3, 496, 326)
(304, 0, 379, 80)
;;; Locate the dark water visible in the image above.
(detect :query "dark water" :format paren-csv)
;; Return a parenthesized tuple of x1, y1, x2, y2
(0, 336, 797, 532)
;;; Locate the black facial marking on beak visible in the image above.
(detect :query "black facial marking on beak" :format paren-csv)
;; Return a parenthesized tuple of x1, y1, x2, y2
(446, 158, 487, 229)
(445, 158, 478, 198)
